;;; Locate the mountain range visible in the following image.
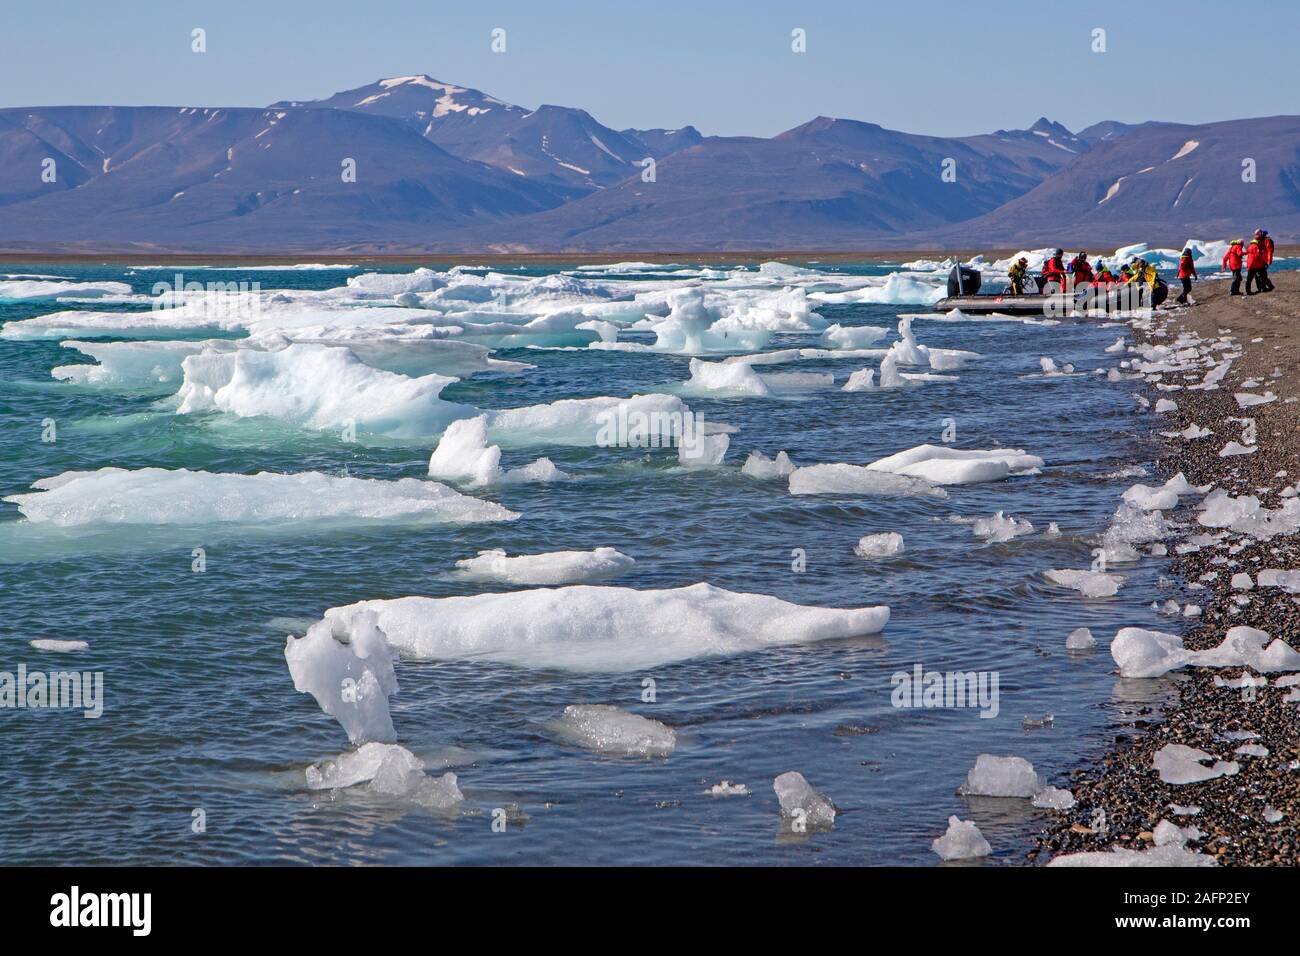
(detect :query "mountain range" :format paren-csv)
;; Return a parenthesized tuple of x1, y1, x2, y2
(0, 74, 1296, 253)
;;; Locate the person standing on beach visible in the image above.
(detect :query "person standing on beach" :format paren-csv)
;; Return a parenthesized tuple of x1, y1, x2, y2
(1257, 229, 1275, 291)
(1245, 237, 1269, 294)
(1176, 248, 1197, 304)
(1223, 239, 1245, 295)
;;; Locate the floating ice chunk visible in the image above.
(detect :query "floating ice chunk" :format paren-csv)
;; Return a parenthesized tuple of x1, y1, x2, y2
(773, 771, 836, 830)
(878, 352, 904, 388)
(1038, 357, 1076, 375)
(305, 742, 419, 790)
(821, 323, 887, 349)
(1066, 627, 1096, 650)
(703, 780, 751, 797)
(4, 468, 517, 528)
(452, 548, 634, 586)
(52, 338, 238, 388)
(427, 415, 568, 486)
(493, 392, 693, 447)
(928, 348, 976, 371)
(30, 639, 89, 652)
(931, 816, 992, 860)
(841, 368, 876, 391)
(1044, 569, 1124, 598)
(1048, 844, 1217, 867)
(866, 444, 1043, 485)
(741, 450, 795, 479)
(678, 432, 729, 467)
(346, 268, 447, 297)
(320, 583, 889, 671)
(1031, 787, 1076, 810)
(854, 532, 904, 558)
(957, 754, 1043, 798)
(551, 705, 676, 757)
(285, 611, 398, 745)
(0, 279, 132, 301)
(681, 358, 770, 397)
(1152, 744, 1240, 785)
(1105, 337, 1126, 354)
(972, 511, 1034, 542)
(176, 343, 472, 439)
(1121, 473, 1197, 511)
(788, 463, 947, 498)
(889, 317, 929, 365)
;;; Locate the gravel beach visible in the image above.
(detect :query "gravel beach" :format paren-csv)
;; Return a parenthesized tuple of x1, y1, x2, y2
(1035, 269, 1300, 866)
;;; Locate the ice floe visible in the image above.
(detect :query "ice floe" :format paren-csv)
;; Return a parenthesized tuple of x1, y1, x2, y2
(550, 704, 676, 757)
(773, 771, 836, 830)
(931, 816, 991, 860)
(854, 532, 905, 558)
(284, 611, 398, 744)
(450, 548, 634, 586)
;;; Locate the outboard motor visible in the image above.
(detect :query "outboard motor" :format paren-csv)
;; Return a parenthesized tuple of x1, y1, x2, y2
(947, 264, 981, 297)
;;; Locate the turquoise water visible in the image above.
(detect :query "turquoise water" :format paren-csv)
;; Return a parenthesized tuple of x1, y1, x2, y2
(1, 262, 1181, 865)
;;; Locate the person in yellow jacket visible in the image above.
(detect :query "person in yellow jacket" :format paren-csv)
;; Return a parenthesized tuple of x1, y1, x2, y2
(1007, 257, 1029, 295)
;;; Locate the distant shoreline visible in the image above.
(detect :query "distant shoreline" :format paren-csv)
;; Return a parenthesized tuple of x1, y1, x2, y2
(3, 246, 1296, 266)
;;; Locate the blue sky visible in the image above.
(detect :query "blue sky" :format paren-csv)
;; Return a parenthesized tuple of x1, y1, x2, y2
(3, 0, 1295, 137)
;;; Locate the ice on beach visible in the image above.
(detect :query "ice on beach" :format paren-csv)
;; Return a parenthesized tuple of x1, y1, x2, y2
(931, 816, 992, 860)
(1257, 568, 1300, 592)
(1031, 787, 1076, 810)
(1112, 625, 1300, 678)
(854, 532, 904, 558)
(1044, 569, 1124, 598)
(681, 358, 770, 397)
(1121, 473, 1198, 511)
(551, 704, 676, 757)
(1234, 743, 1269, 757)
(821, 323, 887, 349)
(452, 548, 634, 586)
(788, 463, 947, 498)
(427, 415, 570, 486)
(1198, 491, 1300, 540)
(741, 450, 795, 479)
(319, 582, 889, 672)
(1231, 573, 1254, 590)
(1218, 441, 1257, 457)
(1152, 744, 1240, 785)
(957, 754, 1043, 798)
(773, 771, 836, 830)
(4, 467, 516, 528)
(1066, 627, 1097, 650)
(285, 611, 398, 745)
(1163, 424, 1213, 440)
(30, 639, 89, 652)
(866, 444, 1043, 486)
(1154, 398, 1178, 412)
(1048, 844, 1217, 867)
(1235, 391, 1276, 408)
(972, 511, 1034, 542)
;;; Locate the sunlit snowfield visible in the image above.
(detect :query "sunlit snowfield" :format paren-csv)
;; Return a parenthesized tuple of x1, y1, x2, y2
(0, 257, 1195, 865)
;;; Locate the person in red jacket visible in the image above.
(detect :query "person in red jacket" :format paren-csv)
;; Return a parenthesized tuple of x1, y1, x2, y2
(1222, 239, 1245, 296)
(1070, 252, 1094, 289)
(1256, 229, 1275, 291)
(1176, 249, 1198, 304)
(1041, 249, 1067, 293)
(1245, 238, 1268, 295)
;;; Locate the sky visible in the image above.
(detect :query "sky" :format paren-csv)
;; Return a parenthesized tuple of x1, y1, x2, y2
(2, 0, 1296, 138)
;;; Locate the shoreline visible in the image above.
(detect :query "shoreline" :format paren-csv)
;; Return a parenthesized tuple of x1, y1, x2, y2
(1034, 271, 1300, 866)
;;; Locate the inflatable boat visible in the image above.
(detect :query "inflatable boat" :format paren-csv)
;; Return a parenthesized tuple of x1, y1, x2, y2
(933, 265, 1167, 316)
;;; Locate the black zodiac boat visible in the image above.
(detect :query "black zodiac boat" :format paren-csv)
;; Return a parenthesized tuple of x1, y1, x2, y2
(933, 264, 1168, 316)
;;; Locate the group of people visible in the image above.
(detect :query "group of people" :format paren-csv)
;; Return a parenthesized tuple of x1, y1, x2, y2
(1221, 229, 1275, 296)
(1004, 228, 1277, 305)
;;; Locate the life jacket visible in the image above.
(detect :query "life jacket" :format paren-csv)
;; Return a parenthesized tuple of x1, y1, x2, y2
(1223, 245, 1244, 270)
(1263, 236, 1275, 264)
(1177, 255, 1195, 279)
(1073, 261, 1094, 284)
(1043, 256, 1066, 279)
(1246, 241, 1267, 269)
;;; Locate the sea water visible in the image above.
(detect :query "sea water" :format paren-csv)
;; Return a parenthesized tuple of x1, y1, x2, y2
(0, 260, 1185, 865)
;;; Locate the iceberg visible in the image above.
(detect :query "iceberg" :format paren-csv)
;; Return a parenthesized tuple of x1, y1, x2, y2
(315, 582, 889, 671)
(451, 548, 634, 586)
(0, 279, 133, 301)
(866, 444, 1044, 485)
(427, 415, 569, 486)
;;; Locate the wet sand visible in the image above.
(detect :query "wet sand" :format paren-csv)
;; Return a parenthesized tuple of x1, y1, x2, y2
(1035, 270, 1300, 866)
